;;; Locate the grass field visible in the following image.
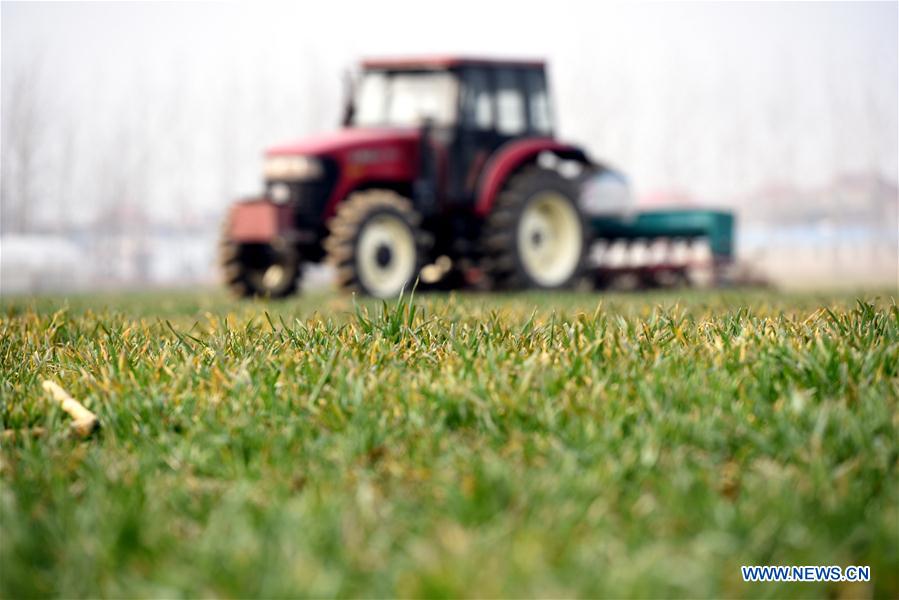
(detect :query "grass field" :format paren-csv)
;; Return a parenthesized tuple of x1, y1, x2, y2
(1, 288, 897, 598)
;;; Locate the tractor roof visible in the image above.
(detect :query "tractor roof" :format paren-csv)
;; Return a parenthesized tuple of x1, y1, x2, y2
(361, 56, 545, 70)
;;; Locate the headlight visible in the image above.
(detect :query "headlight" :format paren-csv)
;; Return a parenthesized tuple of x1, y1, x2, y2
(263, 155, 323, 180)
(269, 183, 291, 204)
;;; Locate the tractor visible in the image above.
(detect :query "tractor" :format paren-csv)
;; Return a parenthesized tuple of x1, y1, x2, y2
(220, 56, 600, 298)
(220, 56, 736, 298)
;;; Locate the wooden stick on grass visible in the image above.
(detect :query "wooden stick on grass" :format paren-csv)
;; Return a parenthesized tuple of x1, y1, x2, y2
(41, 380, 100, 438)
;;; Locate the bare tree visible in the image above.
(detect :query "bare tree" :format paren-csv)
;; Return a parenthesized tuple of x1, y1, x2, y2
(1, 58, 45, 233)
(51, 108, 81, 231)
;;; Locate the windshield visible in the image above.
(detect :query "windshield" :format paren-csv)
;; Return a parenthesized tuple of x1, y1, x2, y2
(351, 71, 458, 127)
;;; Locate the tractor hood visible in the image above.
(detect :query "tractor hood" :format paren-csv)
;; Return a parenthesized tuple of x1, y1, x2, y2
(266, 127, 421, 157)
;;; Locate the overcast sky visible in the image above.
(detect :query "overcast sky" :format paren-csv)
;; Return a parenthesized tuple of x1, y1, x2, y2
(2, 1, 896, 223)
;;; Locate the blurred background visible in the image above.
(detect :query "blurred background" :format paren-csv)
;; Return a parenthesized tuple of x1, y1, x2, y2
(1, 1, 896, 294)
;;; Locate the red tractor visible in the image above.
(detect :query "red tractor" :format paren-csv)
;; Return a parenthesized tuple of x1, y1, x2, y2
(221, 56, 602, 298)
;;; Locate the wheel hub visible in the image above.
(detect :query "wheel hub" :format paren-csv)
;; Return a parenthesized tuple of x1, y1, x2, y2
(261, 264, 286, 289)
(375, 244, 393, 267)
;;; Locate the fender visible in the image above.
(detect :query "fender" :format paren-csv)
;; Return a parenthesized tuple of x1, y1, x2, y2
(475, 138, 591, 216)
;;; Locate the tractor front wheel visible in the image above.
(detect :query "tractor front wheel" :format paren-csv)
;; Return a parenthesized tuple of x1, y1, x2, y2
(481, 166, 590, 290)
(324, 190, 428, 298)
(219, 240, 300, 298)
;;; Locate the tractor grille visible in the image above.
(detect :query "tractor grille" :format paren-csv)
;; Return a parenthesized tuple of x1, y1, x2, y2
(266, 158, 338, 228)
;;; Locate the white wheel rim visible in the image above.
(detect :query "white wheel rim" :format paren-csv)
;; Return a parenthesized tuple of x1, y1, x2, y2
(356, 213, 417, 297)
(517, 192, 583, 286)
(262, 264, 286, 289)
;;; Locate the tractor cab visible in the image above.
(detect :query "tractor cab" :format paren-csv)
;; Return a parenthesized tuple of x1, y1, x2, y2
(346, 57, 556, 207)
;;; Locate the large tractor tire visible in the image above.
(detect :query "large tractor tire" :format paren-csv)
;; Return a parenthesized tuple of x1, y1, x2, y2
(481, 166, 590, 290)
(219, 235, 300, 298)
(324, 190, 428, 298)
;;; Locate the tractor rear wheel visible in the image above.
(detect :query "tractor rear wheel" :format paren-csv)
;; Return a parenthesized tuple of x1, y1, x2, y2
(481, 166, 589, 290)
(219, 237, 300, 298)
(324, 190, 428, 298)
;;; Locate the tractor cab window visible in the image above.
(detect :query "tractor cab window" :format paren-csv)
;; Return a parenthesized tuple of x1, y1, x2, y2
(461, 69, 494, 130)
(525, 69, 553, 134)
(495, 69, 527, 135)
(352, 70, 458, 128)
